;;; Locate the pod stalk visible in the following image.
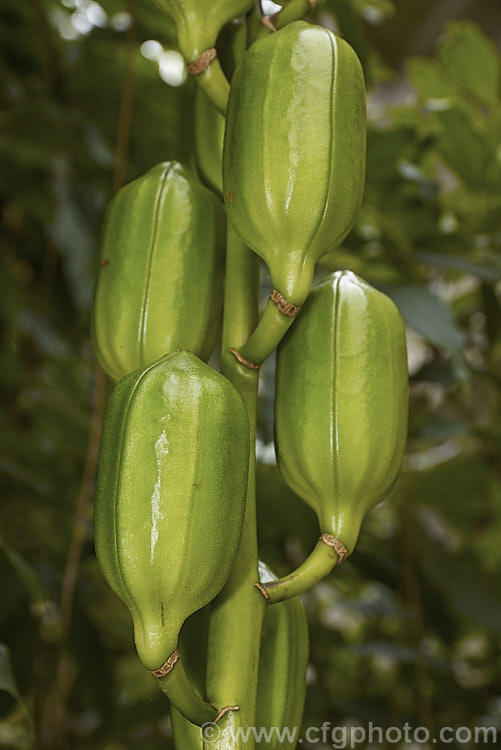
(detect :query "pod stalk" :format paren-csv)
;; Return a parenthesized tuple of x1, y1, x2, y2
(257, 534, 348, 604)
(238, 292, 301, 366)
(193, 57, 230, 115)
(155, 653, 220, 726)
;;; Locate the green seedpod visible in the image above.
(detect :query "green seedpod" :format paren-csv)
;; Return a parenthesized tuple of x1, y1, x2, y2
(256, 563, 309, 749)
(92, 161, 224, 383)
(94, 350, 249, 672)
(275, 271, 408, 554)
(194, 87, 225, 197)
(149, 0, 253, 61)
(170, 564, 309, 750)
(223, 21, 366, 305)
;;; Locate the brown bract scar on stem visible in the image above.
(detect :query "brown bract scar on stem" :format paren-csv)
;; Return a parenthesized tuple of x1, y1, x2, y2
(319, 532, 348, 564)
(270, 289, 302, 318)
(254, 533, 349, 602)
(253, 581, 270, 601)
(188, 48, 217, 76)
(228, 348, 261, 370)
(150, 649, 180, 678)
(261, 16, 277, 32)
(214, 705, 240, 723)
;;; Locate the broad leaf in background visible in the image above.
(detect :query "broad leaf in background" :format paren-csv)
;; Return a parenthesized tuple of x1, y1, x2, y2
(379, 284, 466, 376)
(437, 21, 499, 105)
(0, 539, 47, 610)
(0, 643, 34, 742)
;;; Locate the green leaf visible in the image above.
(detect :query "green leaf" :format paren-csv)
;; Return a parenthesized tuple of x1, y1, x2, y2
(379, 284, 467, 379)
(406, 56, 464, 104)
(415, 251, 501, 282)
(365, 126, 418, 185)
(417, 455, 499, 536)
(435, 107, 490, 189)
(0, 644, 20, 700)
(416, 415, 470, 442)
(420, 543, 501, 634)
(437, 22, 499, 105)
(0, 538, 47, 607)
(0, 458, 53, 498)
(0, 643, 34, 740)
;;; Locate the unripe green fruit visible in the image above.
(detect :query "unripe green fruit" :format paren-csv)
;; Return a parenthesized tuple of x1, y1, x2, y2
(275, 271, 408, 553)
(223, 21, 366, 304)
(92, 162, 224, 382)
(94, 351, 249, 671)
(256, 563, 309, 750)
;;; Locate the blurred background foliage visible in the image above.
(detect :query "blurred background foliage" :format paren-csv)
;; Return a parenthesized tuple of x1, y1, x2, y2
(1, 0, 501, 747)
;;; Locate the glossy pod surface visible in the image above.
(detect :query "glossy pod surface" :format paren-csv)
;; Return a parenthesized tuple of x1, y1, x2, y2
(223, 21, 366, 303)
(150, 0, 253, 58)
(275, 271, 408, 553)
(94, 351, 249, 671)
(92, 162, 224, 383)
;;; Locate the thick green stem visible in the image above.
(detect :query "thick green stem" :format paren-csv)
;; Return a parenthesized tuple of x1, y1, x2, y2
(204, 223, 266, 750)
(195, 58, 230, 115)
(275, 0, 313, 29)
(258, 536, 344, 604)
(155, 657, 218, 726)
(237, 296, 296, 366)
(236, 260, 314, 366)
(253, 0, 313, 40)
